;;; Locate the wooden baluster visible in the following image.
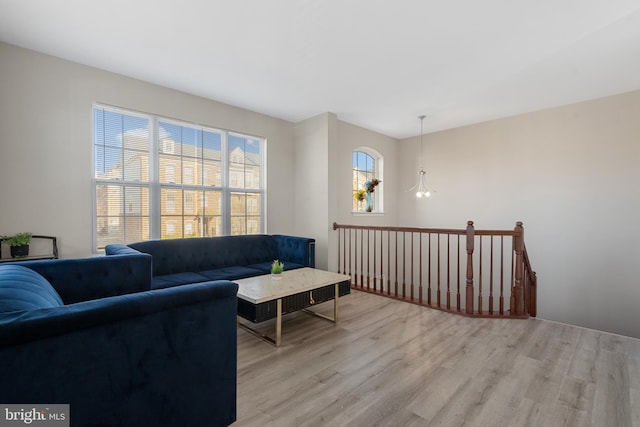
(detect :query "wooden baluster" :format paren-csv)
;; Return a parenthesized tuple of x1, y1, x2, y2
(466, 221, 475, 315)
(352, 229, 356, 287)
(447, 234, 451, 310)
(337, 227, 342, 274)
(489, 236, 494, 315)
(512, 222, 524, 316)
(530, 271, 537, 317)
(344, 229, 347, 278)
(510, 233, 515, 316)
(402, 232, 406, 299)
(394, 232, 399, 297)
(352, 229, 355, 286)
(334, 226, 340, 274)
(373, 230, 377, 292)
(338, 230, 345, 274)
(366, 229, 370, 290)
(427, 233, 432, 306)
(457, 235, 461, 312)
(387, 231, 391, 295)
(349, 230, 358, 287)
(358, 229, 361, 288)
(411, 232, 415, 301)
(524, 250, 537, 317)
(379, 230, 383, 293)
(437, 233, 441, 307)
(360, 229, 364, 287)
(524, 267, 529, 314)
(419, 232, 423, 304)
(500, 236, 504, 315)
(478, 236, 483, 315)
(348, 229, 351, 284)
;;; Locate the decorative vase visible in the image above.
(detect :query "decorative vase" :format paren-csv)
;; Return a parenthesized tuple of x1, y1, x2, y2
(271, 273, 282, 280)
(10, 244, 29, 258)
(365, 191, 373, 212)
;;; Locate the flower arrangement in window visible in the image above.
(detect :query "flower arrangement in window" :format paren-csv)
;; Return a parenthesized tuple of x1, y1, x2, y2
(353, 178, 381, 212)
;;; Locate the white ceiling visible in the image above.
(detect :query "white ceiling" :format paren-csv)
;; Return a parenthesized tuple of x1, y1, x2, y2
(2, 0, 640, 138)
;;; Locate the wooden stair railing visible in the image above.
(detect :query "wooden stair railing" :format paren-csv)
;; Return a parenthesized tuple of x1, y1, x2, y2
(333, 221, 537, 318)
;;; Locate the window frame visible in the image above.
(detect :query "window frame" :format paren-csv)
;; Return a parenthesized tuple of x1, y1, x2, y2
(352, 147, 384, 214)
(92, 104, 266, 252)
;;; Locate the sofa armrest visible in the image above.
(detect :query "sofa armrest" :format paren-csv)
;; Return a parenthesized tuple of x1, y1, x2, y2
(105, 244, 142, 256)
(13, 254, 153, 304)
(0, 280, 238, 426)
(273, 235, 315, 268)
(0, 280, 237, 346)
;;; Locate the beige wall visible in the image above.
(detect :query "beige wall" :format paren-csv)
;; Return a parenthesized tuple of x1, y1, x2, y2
(399, 90, 640, 338)
(294, 116, 401, 271)
(0, 42, 296, 257)
(294, 113, 333, 269)
(3, 41, 639, 338)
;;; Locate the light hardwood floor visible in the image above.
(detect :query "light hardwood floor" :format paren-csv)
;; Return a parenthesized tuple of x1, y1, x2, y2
(235, 290, 640, 427)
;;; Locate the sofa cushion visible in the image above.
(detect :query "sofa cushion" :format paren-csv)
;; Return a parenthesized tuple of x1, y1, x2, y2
(200, 266, 263, 281)
(151, 272, 211, 289)
(0, 265, 64, 313)
(151, 277, 182, 290)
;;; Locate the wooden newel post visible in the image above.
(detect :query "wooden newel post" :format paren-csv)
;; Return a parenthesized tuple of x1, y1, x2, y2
(466, 221, 475, 314)
(512, 221, 524, 316)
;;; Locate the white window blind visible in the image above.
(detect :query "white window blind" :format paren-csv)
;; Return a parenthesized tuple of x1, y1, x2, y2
(94, 108, 151, 248)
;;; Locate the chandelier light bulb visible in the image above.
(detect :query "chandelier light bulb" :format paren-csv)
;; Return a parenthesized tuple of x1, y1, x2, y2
(412, 116, 436, 199)
(415, 168, 431, 199)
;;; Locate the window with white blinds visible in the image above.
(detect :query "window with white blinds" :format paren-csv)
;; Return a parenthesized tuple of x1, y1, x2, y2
(93, 105, 265, 251)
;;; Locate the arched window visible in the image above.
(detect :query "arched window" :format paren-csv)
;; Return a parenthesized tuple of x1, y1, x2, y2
(352, 148, 383, 213)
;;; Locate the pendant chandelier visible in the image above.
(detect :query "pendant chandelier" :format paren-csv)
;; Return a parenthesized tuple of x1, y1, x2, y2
(415, 115, 431, 198)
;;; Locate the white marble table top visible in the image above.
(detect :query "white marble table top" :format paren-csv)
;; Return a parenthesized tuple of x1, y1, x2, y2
(235, 267, 350, 304)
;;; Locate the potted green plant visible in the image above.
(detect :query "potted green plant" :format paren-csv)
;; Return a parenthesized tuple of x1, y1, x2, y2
(271, 259, 284, 280)
(2, 232, 33, 258)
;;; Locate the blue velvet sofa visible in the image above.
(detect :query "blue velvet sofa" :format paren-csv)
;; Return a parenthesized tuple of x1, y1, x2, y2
(0, 255, 238, 427)
(105, 234, 316, 289)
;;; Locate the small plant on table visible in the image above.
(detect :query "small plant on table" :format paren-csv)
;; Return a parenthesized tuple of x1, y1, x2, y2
(271, 260, 284, 279)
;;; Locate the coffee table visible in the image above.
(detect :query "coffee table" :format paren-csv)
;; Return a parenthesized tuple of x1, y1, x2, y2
(235, 267, 351, 347)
